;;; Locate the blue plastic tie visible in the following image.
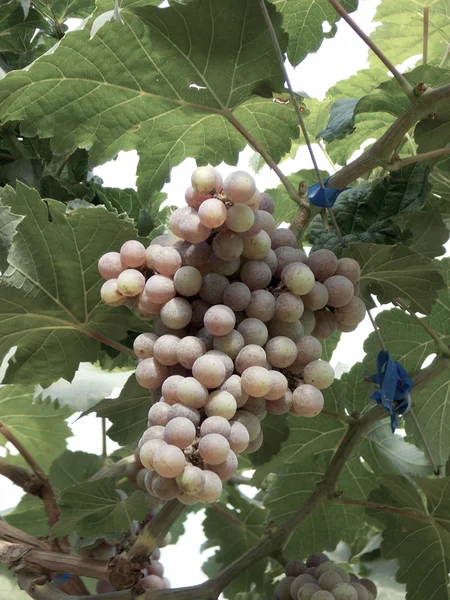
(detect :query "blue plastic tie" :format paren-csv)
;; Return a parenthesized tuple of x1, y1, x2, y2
(368, 350, 414, 433)
(52, 573, 73, 585)
(307, 177, 347, 209)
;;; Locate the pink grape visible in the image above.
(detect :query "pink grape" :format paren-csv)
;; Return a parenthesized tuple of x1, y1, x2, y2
(177, 377, 209, 409)
(148, 402, 170, 427)
(206, 450, 238, 480)
(264, 370, 288, 400)
(160, 297, 192, 329)
(257, 210, 276, 235)
(185, 185, 211, 209)
(235, 344, 266, 374)
(245, 289, 276, 322)
(334, 297, 366, 327)
(167, 403, 200, 427)
(232, 410, 261, 441)
(198, 198, 227, 228)
(198, 433, 230, 464)
(153, 247, 182, 277)
(245, 430, 263, 453)
(152, 444, 186, 478)
(169, 206, 195, 237)
(151, 475, 180, 500)
(312, 310, 338, 339)
(200, 416, 231, 439)
(268, 317, 304, 342)
(324, 275, 354, 308)
(153, 335, 180, 366)
(196, 470, 222, 503)
(265, 336, 298, 368)
(133, 332, 158, 359)
(238, 318, 268, 346)
(275, 292, 304, 322)
(191, 166, 218, 193)
(213, 329, 245, 359)
(204, 304, 236, 336)
(192, 355, 226, 388)
(164, 417, 196, 449)
(262, 248, 278, 274)
(219, 375, 249, 408)
(145, 274, 176, 304)
(292, 385, 324, 416)
(98, 252, 123, 279)
(139, 439, 166, 470)
(265, 390, 293, 414)
(179, 240, 210, 267)
(300, 309, 316, 335)
(223, 170, 256, 204)
(241, 366, 272, 397)
(226, 204, 255, 233)
(270, 228, 298, 249)
(199, 273, 229, 304)
(228, 421, 250, 453)
(243, 396, 267, 420)
(179, 212, 211, 243)
(213, 231, 244, 261)
(176, 336, 206, 369)
(210, 254, 241, 276)
(307, 249, 338, 280)
(143, 575, 165, 590)
(120, 240, 146, 268)
(259, 192, 274, 213)
(136, 358, 167, 389)
(302, 282, 329, 311)
(161, 375, 183, 403)
(335, 257, 361, 283)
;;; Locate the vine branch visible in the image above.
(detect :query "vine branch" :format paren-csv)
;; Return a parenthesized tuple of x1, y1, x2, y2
(0, 458, 41, 495)
(388, 146, 450, 171)
(423, 7, 429, 65)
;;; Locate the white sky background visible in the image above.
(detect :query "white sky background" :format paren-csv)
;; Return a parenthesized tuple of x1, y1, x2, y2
(0, 0, 445, 595)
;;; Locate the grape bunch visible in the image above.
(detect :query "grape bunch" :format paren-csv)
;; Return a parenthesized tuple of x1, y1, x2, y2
(98, 166, 366, 505)
(273, 553, 377, 600)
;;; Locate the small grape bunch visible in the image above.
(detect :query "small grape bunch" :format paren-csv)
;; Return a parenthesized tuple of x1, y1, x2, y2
(274, 553, 377, 600)
(98, 166, 366, 504)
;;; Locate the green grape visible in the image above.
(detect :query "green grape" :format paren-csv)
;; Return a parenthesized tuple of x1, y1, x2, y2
(191, 166, 218, 193)
(351, 583, 369, 600)
(331, 583, 358, 600)
(242, 230, 272, 259)
(281, 262, 315, 295)
(241, 366, 272, 397)
(303, 360, 335, 390)
(318, 571, 344, 591)
(176, 465, 204, 495)
(310, 592, 334, 600)
(298, 584, 321, 600)
(265, 336, 298, 368)
(291, 575, 318, 599)
(358, 579, 377, 599)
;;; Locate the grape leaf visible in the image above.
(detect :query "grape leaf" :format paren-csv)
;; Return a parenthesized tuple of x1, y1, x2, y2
(0, 185, 21, 271)
(33, 0, 96, 20)
(83, 374, 151, 446)
(343, 242, 445, 314)
(396, 209, 448, 259)
(49, 451, 103, 491)
(270, 0, 358, 67)
(318, 98, 358, 142)
(0, 385, 72, 471)
(0, 182, 149, 386)
(0, 1, 301, 199)
(5, 495, 49, 537)
(249, 414, 290, 467)
(51, 478, 148, 538)
(321, 331, 341, 362)
(368, 475, 450, 600)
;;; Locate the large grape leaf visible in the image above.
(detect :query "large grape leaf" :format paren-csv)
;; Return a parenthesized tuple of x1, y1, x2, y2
(248, 414, 290, 467)
(0, 185, 21, 271)
(5, 495, 50, 537)
(270, 0, 358, 67)
(308, 164, 430, 255)
(368, 476, 450, 600)
(0, 385, 72, 472)
(370, 0, 450, 67)
(0, 1, 50, 54)
(396, 209, 448, 259)
(0, 0, 301, 199)
(33, 0, 96, 20)
(0, 183, 150, 386)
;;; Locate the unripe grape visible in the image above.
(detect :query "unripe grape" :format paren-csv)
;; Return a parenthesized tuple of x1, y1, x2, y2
(359, 579, 377, 599)
(298, 584, 321, 600)
(242, 230, 271, 259)
(274, 246, 306, 278)
(232, 409, 261, 441)
(153, 335, 180, 366)
(275, 577, 296, 600)
(238, 211, 263, 238)
(160, 297, 192, 329)
(100, 279, 127, 306)
(265, 389, 292, 414)
(179, 212, 211, 243)
(324, 275, 354, 308)
(332, 583, 358, 600)
(291, 575, 318, 600)
(176, 465, 204, 495)
(207, 350, 234, 379)
(169, 206, 195, 237)
(223, 282, 252, 311)
(196, 470, 222, 503)
(213, 329, 245, 359)
(334, 297, 366, 327)
(228, 421, 250, 453)
(302, 282, 329, 311)
(238, 318, 269, 346)
(117, 269, 145, 296)
(245, 189, 261, 211)
(268, 317, 304, 342)
(161, 375, 183, 403)
(142, 574, 165, 590)
(151, 475, 180, 500)
(177, 377, 209, 409)
(173, 266, 202, 296)
(292, 385, 324, 417)
(198, 198, 227, 228)
(241, 366, 272, 397)
(219, 375, 248, 408)
(184, 185, 211, 209)
(259, 192, 274, 213)
(223, 170, 256, 204)
(303, 360, 335, 389)
(306, 553, 329, 568)
(167, 403, 200, 427)
(235, 344, 266, 374)
(335, 257, 361, 283)
(281, 262, 315, 295)
(153, 247, 182, 276)
(205, 390, 237, 420)
(152, 444, 185, 478)
(139, 426, 166, 448)
(198, 433, 230, 464)
(98, 252, 123, 279)
(164, 417, 196, 449)
(264, 370, 288, 400)
(352, 583, 369, 600)
(262, 248, 278, 274)
(307, 249, 338, 280)
(191, 166, 218, 193)
(145, 244, 163, 269)
(199, 273, 229, 304)
(178, 493, 200, 505)
(140, 439, 166, 470)
(300, 309, 316, 335)
(210, 254, 241, 276)
(206, 449, 238, 480)
(275, 292, 304, 322)
(204, 304, 236, 336)
(310, 592, 334, 600)
(240, 260, 272, 291)
(225, 204, 255, 233)
(245, 289, 276, 322)
(200, 416, 231, 439)
(318, 571, 344, 591)
(256, 210, 276, 235)
(176, 336, 206, 369)
(265, 336, 298, 368)
(133, 332, 158, 359)
(312, 310, 338, 339)
(145, 274, 176, 304)
(148, 402, 170, 427)
(271, 228, 298, 249)
(120, 240, 146, 268)
(136, 358, 167, 389)
(213, 231, 243, 261)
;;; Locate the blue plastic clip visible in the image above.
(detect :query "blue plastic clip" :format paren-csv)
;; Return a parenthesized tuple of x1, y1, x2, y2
(368, 350, 414, 433)
(52, 573, 73, 586)
(307, 177, 347, 209)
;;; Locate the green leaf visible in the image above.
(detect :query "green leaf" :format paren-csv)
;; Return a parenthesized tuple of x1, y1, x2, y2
(343, 242, 445, 314)
(0, 2, 50, 54)
(318, 98, 358, 142)
(0, 385, 72, 471)
(368, 475, 450, 600)
(0, 183, 149, 386)
(249, 414, 290, 467)
(321, 331, 341, 362)
(94, 185, 143, 222)
(0, 186, 21, 271)
(33, 0, 96, 20)
(51, 478, 148, 538)
(83, 374, 150, 446)
(396, 208, 448, 259)
(308, 165, 431, 255)
(0, 1, 301, 199)
(5, 495, 48, 537)
(270, 0, 358, 67)
(49, 450, 103, 491)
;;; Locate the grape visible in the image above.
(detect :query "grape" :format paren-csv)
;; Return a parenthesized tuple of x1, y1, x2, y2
(228, 421, 250, 453)
(259, 192, 275, 213)
(98, 252, 123, 279)
(133, 332, 158, 359)
(359, 579, 377, 599)
(173, 266, 202, 296)
(219, 374, 249, 408)
(145, 274, 176, 304)
(302, 282, 329, 311)
(223, 170, 256, 204)
(151, 474, 180, 500)
(197, 327, 214, 351)
(204, 304, 236, 336)
(238, 318, 269, 346)
(179, 240, 211, 267)
(144, 470, 155, 493)
(153, 247, 182, 277)
(274, 292, 304, 323)
(301, 309, 316, 335)
(264, 370, 288, 400)
(275, 577, 296, 600)
(305, 568, 319, 578)
(324, 275, 354, 308)
(270, 228, 298, 250)
(303, 360, 335, 389)
(335, 257, 361, 283)
(185, 185, 211, 209)
(161, 375, 183, 403)
(226, 204, 255, 233)
(120, 240, 146, 268)
(206, 449, 238, 480)
(137, 292, 163, 315)
(205, 390, 237, 420)
(281, 262, 315, 295)
(152, 444, 186, 478)
(334, 297, 366, 327)
(136, 358, 167, 389)
(265, 389, 292, 414)
(199, 273, 229, 304)
(169, 206, 195, 237)
(245, 289, 276, 322)
(154, 316, 185, 337)
(139, 426, 166, 448)
(176, 336, 206, 369)
(232, 409, 261, 441)
(164, 417, 196, 449)
(100, 279, 126, 306)
(235, 344, 266, 374)
(213, 329, 245, 359)
(348, 575, 359, 583)
(318, 572, 344, 591)
(241, 366, 272, 397)
(213, 231, 244, 261)
(268, 317, 304, 342)
(242, 230, 271, 259)
(176, 465, 204, 495)
(238, 212, 263, 238)
(291, 575, 319, 599)
(148, 402, 170, 427)
(298, 584, 321, 600)
(147, 561, 164, 577)
(191, 166, 218, 193)
(200, 416, 231, 439)
(285, 560, 307, 577)
(207, 349, 234, 379)
(145, 244, 163, 269)
(153, 335, 180, 366)
(310, 592, 334, 600)
(179, 212, 211, 243)
(117, 269, 145, 296)
(351, 583, 369, 600)
(245, 190, 261, 211)
(292, 385, 324, 417)
(136, 469, 148, 490)
(198, 433, 230, 464)
(168, 403, 201, 427)
(196, 470, 222, 503)
(151, 233, 181, 248)
(274, 246, 307, 278)
(198, 198, 227, 228)
(332, 583, 358, 600)
(160, 297, 192, 329)
(243, 396, 267, 420)
(240, 260, 272, 291)
(307, 249, 338, 280)
(178, 493, 200, 505)
(142, 575, 165, 590)
(210, 254, 241, 276)
(177, 377, 209, 409)
(265, 336, 297, 368)
(262, 248, 278, 275)
(312, 310, 338, 339)
(316, 563, 348, 580)
(295, 336, 323, 365)
(223, 282, 252, 311)
(256, 210, 276, 235)
(140, 439, 166, 470)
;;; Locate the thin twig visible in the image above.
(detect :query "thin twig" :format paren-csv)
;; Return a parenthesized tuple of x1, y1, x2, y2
(327, 0, 414, 99)
(408, 407, 440, 476)
(102, 417, 108, 462)
(327, 207, 346, 247)
(367, 309, 386, 352)
(330, 497, 433, 522)
(55, 152, 71, 179)
(387, 146, 450, 170)
(317, 140, 337, 173)
(0, 458, 39, 493)
(86, 330, 136, 357)
(423, 7, 429, 65)
(257, 0, 324, 188)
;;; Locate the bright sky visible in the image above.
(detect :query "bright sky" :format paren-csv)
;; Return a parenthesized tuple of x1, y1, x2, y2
(0, 1, 430, 597)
